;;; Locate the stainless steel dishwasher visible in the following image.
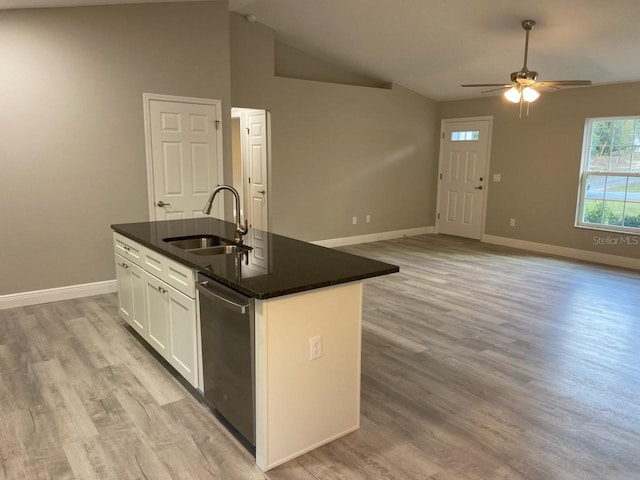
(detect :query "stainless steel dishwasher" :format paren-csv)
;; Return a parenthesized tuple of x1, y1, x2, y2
(196, 273, 255, 446)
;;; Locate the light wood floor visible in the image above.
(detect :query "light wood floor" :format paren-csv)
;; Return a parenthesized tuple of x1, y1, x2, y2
(1, 234, 639, 479)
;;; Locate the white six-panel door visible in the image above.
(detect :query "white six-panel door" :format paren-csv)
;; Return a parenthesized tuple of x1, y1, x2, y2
(437, 118, 492, 239)
(244, 109, 269, 269)
(144, 94, 223, 221)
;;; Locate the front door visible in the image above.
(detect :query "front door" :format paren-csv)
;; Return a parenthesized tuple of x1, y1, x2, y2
(437, 118, 492, 239)
(144, 94, 224, 221)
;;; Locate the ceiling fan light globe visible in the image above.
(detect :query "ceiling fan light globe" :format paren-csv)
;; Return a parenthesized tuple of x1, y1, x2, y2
(504, 86, 521, 103)
(522, 86, 540, 102)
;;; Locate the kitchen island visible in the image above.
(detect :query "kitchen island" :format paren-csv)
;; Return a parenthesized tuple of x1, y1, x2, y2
(111, 218, 398, 471)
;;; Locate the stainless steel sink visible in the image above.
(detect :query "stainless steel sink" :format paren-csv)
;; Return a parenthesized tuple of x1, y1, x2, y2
(163, 235, 229, 250)
(188, 244, 249, 256)
(163, 234, 251, 256)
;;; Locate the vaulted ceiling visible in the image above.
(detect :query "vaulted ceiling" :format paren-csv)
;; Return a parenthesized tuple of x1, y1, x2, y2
(4, 0, 640, 101)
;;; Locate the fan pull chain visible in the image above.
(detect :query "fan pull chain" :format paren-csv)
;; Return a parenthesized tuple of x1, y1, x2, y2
(519, 96, 523, 119)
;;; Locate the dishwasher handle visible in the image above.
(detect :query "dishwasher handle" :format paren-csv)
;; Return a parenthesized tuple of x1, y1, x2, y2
(197, 280, 249, 314)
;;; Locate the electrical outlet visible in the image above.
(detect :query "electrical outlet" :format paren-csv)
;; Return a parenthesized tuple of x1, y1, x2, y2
(352, 216, 357, 225)
(366, 214, 371, 223)
(309, 335, 322, 360)
(509, 218, 516, 227)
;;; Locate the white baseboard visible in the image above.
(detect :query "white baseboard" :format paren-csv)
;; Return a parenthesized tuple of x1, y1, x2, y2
(0, 280, 118, 310)
(312, 226, 435, 248)
(482, 234, 640, 271)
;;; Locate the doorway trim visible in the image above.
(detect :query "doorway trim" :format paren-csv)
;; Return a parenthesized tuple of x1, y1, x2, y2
(436, 115, 493, 238)
(143, 93, 224, 221)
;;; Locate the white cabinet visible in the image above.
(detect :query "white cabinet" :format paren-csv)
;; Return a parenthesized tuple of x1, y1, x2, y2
(167, 287, 197, 384)
(114, 232, 143, 266)
(141, 246, 195, 297)
(113, 233, 198, 388)
(143, 270, 171, 358)
(114, 255, 146, 337)
(115, 256, 133, 324)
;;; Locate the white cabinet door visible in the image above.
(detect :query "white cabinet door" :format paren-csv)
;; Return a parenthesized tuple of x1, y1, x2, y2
(129, 263, 147, 337)
(144, 271, 170, 360)
(167, 288, 197, 385)
(115, 255, 133, 325)
(115, 255, 147, 336)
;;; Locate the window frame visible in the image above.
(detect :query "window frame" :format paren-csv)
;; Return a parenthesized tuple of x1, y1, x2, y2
(576, 115, 640, 234)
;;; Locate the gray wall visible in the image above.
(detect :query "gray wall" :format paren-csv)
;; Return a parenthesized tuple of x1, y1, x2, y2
(230, 13, 440, 241)
(8, 2, 633, 297)
(440, 81, 640, 259)
(0, 1, 231, 295)
(275, 41, 388, 89)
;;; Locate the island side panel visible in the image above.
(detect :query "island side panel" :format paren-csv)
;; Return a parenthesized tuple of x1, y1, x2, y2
(254, 282, 363, 471)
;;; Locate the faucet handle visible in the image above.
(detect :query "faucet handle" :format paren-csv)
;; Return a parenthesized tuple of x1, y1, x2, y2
(238, 219, 249, 235)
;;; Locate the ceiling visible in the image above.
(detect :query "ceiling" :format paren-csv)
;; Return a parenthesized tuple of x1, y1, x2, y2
(4, 0, 640, 101)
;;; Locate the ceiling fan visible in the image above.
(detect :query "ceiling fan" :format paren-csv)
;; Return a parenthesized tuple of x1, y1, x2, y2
(461, 20, 592, 116)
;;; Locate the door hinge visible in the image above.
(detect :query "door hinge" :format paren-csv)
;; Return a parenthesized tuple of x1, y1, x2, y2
(439, 173, 442, 180)
(442, 132, 445, 139)
(246, 128, 250, 135)
(215, 120, 221, 130)
(437, 213, 440, 220)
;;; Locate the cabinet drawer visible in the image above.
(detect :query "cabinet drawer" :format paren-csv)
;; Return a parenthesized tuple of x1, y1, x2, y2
(113, 232, 143, 266)
(141, 247, 195, 298)
(164, 255, 195, 298)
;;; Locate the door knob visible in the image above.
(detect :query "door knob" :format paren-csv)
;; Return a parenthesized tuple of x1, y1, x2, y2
(474, 185, 483, 190)
(157, 200, 171, 207)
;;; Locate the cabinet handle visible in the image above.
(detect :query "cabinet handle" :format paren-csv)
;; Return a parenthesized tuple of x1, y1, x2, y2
(157, 286, 168, 294)
(119, 262, 129, 269)
(124, 246, 131, 252)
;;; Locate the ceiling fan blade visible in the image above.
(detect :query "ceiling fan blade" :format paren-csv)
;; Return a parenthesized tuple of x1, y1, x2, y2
(461, 83, 510, 88)
(537, 80, 592, 87)
(481, 86, 511, 93)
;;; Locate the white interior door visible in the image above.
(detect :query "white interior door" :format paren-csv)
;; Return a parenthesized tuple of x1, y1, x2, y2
(144, 94, 223, 221)
(437, 118, 492, 239)
(232, 108, 270, 269)
(244, 109, 269, 267)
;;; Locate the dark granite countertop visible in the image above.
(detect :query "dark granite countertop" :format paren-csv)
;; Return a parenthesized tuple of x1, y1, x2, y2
(111, 218, 398, 299)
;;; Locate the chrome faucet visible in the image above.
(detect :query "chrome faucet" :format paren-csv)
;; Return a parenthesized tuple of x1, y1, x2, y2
(202, 185, 249, 244)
